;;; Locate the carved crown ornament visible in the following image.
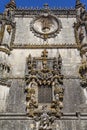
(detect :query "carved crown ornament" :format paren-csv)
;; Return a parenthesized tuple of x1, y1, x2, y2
(25, 49, 64, 120)
(30, 14, 62, 39)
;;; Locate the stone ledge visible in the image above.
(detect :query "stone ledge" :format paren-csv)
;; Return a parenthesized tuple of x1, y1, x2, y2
(0, 113, 87, 120)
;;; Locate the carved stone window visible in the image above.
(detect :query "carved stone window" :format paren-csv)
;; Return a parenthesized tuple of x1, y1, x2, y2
(25, 49, 64, 118)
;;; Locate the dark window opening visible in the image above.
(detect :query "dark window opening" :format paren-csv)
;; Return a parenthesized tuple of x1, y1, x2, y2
(38, 85, 52, 103)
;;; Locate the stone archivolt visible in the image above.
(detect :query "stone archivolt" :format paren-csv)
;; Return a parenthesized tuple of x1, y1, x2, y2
(25, 49, 64, 118)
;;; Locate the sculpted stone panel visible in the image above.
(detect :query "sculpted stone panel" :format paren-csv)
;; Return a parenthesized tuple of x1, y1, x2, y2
(13, 17, 76, 46)
(0, 1, 87, 130)
(30, 14, 62, 39)
(25, 49, 64, 118)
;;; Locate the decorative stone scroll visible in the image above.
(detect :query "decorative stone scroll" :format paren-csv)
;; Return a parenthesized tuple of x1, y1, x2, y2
(25, 49, 64, 119)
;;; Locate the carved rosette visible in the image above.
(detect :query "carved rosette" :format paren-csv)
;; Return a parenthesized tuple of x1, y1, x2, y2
(25, 49, 64, 119)
(30, 14, 62, 39)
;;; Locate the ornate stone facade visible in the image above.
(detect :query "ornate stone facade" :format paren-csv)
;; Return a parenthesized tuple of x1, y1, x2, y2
(25, 49, 64, 119)
(0, 0, 87, 130)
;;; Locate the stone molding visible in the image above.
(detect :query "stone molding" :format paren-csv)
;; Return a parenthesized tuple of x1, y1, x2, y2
(0, 113, 87, 120)
(15, 8, 76, 16)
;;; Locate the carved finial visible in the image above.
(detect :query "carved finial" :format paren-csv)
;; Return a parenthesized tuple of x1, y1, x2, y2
(75, 0, 84, 8)
(43, 3, 49, 10)
(76, 0, 81, 6)
(5, 0, 16, 9)
(42, 49, 48, 58)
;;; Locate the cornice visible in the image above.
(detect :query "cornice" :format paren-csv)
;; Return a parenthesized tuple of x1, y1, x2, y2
(14, 8, 76, 17)
(0, 7, 87, 17)
(13, 8, 87, 18)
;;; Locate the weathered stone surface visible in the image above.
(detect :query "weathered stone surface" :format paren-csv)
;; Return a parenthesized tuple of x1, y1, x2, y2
(0, 78, 85, 114)
(0, 120, 87, 130)
(2, 25, 12, 46)
(6, 79, 26, 113)
(0, 1, 87, 129)
(0, 48, 86, 114)
(8, 49, 81, 77)
(0, 85, 9, 112)
(14, 18, 76, 45)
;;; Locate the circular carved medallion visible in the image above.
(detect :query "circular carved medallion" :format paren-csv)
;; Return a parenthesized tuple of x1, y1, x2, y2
(30, 14, 62, 39)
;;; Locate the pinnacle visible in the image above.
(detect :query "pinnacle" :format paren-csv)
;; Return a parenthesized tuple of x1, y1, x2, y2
(76, 0, 81, 5)
(6, 0, 16, 9)
(75, 0, 83, 8)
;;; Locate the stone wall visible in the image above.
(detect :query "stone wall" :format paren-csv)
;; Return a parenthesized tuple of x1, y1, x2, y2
(0, 49, 85, 113)
(0, 3, 87, 129)
(14, 17, 76, 45)
(0, 118, 87, 130)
